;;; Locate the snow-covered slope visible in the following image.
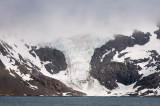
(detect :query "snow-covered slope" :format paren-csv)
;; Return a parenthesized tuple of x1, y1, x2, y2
(0, 36, 85, 96)
(113, 33, 160, 77)
(0, 25, 160, 96)
(110, 34, 160, 96)
(0, 37, 50, 80)
(90, 26, 160, 96)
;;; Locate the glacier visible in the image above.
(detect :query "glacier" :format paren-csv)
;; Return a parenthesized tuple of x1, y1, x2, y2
(50, 34, 112, 89)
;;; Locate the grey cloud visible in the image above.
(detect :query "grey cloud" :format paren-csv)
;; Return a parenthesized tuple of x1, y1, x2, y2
(0, 0, 160, 43)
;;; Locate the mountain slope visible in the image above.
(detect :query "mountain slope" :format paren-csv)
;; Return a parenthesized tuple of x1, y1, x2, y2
(0, 37, 85, 96)
(0, 25, 160, 96)
(90, 29, 160, 96)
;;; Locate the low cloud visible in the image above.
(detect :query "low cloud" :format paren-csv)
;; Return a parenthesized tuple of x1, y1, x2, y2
(0, 0, 160, 44)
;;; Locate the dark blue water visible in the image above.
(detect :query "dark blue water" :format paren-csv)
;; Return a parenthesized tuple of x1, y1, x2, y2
(0, 97, 160, 106)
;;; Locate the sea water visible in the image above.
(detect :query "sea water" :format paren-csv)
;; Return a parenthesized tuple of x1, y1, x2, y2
(0, 97, 160, 106)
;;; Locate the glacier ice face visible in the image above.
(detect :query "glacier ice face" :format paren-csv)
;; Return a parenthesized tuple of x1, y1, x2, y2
(50, 34, 111, 88)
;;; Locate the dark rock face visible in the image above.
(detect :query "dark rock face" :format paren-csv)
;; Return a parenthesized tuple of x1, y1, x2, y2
(144, 50, 160, 70)
(154, 26, 160, 39)
(91, 62, 141, 90)
(134, 72, 160, 91)
(33, 47, 67, 74)
(0, 41, 10, 56)
(91, 30, 151, 90)
(0, 68, 35, 96)
(132, 31, 151, 45)
(0, 67, 85, 96)
(29, 72, 86, 96)
(0, 60, 36, 96)
(91, 31, 151, 64)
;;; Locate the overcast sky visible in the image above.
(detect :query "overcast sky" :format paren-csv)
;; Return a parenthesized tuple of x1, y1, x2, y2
(0, 0, 160, 43)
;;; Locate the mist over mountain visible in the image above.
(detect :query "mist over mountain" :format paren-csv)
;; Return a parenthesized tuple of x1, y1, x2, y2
(0, 0, 160, 43)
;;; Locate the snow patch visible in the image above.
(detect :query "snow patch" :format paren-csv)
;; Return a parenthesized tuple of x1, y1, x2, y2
(27, 82, 38, 90)
(101, 50, 111, 62)
(108, 82, 139, 96)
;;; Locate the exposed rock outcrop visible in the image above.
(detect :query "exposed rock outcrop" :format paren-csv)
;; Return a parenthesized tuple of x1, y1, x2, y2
(91, 30, 151, 90)
(90, 62, 141, 90)
(32, 47, 67, 74)
(154, 24, 160, 39)
(135, 72, 160, 90)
